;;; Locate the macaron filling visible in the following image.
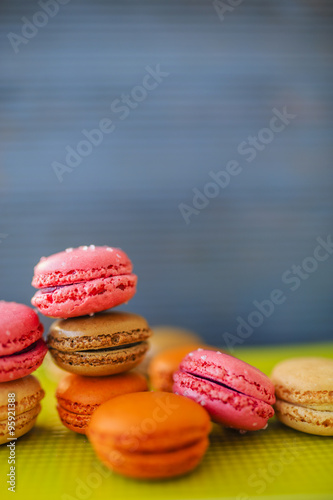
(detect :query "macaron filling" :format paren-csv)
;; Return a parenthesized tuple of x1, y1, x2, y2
(48, 329, 150, 352)
(34, 275, 136, 295)
(0, 338, 47, 362)
(82, 340, 146, 353)
(180, 352, 275, 405)
(0, 338, 48, 383)
(3, 340, 41, 357)
(49, 341, 149, 361)
(0, 323, 44, 357)
(32, 274, 137, 301)
(48, 341, 149, 375)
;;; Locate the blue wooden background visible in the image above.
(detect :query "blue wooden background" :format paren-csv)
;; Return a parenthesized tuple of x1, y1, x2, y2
(0, 0, 332, 346)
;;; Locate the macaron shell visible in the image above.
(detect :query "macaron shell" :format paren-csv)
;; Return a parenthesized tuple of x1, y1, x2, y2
(32, 246, 133, 288)
(271, 357, 333, 409)
(49, 342, 149, 376)
(94, 437, 209, 480)
(274, 399, 333, 436)
(56, 372, 148, 414)
(0, 339, 48, 382)
(181, 350, 275, 405)
(0, 375, 45, 420)
(174, 371, 273, 431)
(88, 392, 211, 453)
(0, 301, 44, 356)
(0, 404, 41, 445)
(31, 274, 137, 318)
(56, 405, 89, 435)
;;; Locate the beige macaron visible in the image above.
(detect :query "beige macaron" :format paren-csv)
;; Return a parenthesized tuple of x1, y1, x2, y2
(139, 325, 202, 373)
(271, 357, 333, 436)
(0, 375, 45, 444)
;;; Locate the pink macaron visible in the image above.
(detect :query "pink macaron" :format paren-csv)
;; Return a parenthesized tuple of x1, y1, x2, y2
(31, 245, 137, 318)
(0, 301, 47, 382)
(173, 349, 275, 431)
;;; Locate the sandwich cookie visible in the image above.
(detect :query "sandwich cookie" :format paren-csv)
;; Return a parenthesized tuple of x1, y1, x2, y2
(271, 357, 333, 436)
(31, 245, 137, 318)
(140, 325, 202, 373)
(47, 312, 152, 376)
(174, 349, 275, 431)
(88, 391, 211, 479)
(0, 301, 47, 382)
(0, 375, 45, 444)
(56, 371, 148, 434)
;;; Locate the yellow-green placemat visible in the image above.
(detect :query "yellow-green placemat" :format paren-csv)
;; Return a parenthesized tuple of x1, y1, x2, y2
(1, 342, 332, 500)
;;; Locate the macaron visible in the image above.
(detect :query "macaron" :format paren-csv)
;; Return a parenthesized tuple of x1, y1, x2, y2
(150, 326, 202, 354)
(31, 245, 137, 318)
(148, 344, 205, 392)
(87, 391, 211, 479)
(271, 357, 333, 436)
(56, 371, 148, 434)
(47, 312, 152, 376)
(0, 301, 47, 382)
(174, 349, 275, 431)
(140, 325, 202, 373)
(0, 375, 45, 444)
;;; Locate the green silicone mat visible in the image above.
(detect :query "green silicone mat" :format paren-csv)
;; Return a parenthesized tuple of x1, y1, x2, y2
(1, 342, 332, 500)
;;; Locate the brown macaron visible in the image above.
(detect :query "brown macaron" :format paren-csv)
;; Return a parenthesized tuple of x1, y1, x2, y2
(47, 312, 152, 376)
(56, 371, 148, 434)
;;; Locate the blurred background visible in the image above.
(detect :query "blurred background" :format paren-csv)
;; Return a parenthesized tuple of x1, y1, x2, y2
(0, 0, 332, 347)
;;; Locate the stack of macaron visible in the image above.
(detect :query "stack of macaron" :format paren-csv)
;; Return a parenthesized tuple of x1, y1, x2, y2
(30, 246, 214, 479)
(31, 245, 153, 434)
(0, 301, 47, 444)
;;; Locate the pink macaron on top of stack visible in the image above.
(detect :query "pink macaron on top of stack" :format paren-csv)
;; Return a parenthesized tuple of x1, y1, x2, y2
(0, 301, 44, 356)
(32, 245, 132, 288)
(31, 245, 137, 318)
(180, 349, 275, 405)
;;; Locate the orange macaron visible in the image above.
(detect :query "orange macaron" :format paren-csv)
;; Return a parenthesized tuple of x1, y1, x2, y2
(87, 391, 211, 479)
(148, 344, 209, 392)
(56, 371, 148, 434)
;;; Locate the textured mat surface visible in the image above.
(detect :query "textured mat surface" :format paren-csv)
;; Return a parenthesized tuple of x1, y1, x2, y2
(1, 342, 332, 500)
